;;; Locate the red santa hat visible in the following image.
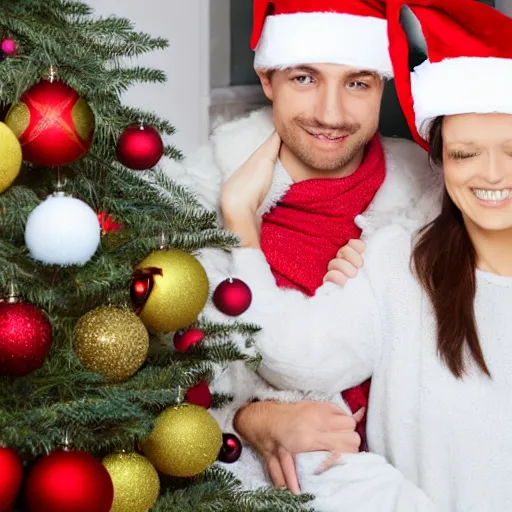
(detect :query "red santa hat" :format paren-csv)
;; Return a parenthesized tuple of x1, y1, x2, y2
(387, 0, 512, 149)
(251, 0, 393, 77)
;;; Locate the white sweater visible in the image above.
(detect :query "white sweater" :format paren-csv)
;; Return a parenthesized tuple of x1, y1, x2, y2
(231, 225, 512, 512)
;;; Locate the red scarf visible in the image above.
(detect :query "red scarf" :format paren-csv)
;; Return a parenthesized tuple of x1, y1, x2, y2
(259, 134, 386, 448)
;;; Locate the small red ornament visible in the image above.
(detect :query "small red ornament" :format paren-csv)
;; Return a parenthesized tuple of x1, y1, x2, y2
(185, 380, 212, 409)
(0, 302, 52, 376)
(213, 278, 252, 316)
(97, 212, 122, 235)
(0, 447, 23, 512)
(25, 450, 114, 512)
(116, 123, 164, 170)
(217, 434, 242, 464)
(5, 79, 95, 166)
(173, 328, 205, 353)
(130, 268, 162, 313)
(1, 40, 17, 56)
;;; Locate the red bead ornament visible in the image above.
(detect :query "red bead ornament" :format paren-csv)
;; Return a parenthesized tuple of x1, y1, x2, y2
(213, 278, 252, 316)
(116, 123, 164, 170)
(5, 79, 95, 167)
(25, 450, 114, 512)
(0, 302, 52, 376)
(173, 328, 205, 353)
(185, 380, 212, 409)
(0, 447, 23, 512)
(217, 434, 242, 464)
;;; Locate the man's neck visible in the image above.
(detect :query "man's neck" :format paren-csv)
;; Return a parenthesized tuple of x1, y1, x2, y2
(468, 220, 512, 276)
(279, 144, 365, 183)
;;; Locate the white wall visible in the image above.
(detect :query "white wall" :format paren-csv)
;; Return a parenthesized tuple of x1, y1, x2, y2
(210, 0, 230, 88)
(496, 0, 512, 16)
(85, 0, 210, 158)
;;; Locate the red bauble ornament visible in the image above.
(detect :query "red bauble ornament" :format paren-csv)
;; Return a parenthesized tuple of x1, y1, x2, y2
(185, 380, 212, 409)
(116, 124, 164, 170)
(0, 448, 23, 512)
(173, 328, 205, 353)
(25, 450, 114, 512)
(217, 433, 242, 464)
(213, 278, 252, 316)
(1, 40, 17, 56)
(0, 302, 52, 376)
(5, 80, 95, 166)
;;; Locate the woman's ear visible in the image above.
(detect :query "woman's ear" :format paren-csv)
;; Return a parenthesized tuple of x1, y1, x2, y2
(399, 5, 428, 71)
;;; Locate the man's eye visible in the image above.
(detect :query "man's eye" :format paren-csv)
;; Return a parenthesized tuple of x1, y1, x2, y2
(347, 81, 369, 89)
(293, 75, 314, 85)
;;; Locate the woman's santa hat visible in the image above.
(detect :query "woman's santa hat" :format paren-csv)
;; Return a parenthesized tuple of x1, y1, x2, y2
(387, 0, 512, 149)
(251, 0, 393, 77)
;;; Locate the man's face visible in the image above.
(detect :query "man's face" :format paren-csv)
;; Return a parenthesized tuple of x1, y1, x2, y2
(258, 64, 385, 174)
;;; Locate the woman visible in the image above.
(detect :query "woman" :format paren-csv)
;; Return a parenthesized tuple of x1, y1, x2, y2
(222, 0, 512, 510)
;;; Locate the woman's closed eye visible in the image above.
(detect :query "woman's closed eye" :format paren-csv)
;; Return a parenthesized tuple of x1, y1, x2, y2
(448, 150, 479, 160)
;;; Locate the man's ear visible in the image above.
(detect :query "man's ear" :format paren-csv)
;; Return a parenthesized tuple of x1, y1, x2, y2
(256, 70, 274, 101)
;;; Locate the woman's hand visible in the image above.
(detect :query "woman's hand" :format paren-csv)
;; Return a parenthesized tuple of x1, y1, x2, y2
(234, 400, 364, 494)
(221, 131, 281, 247)
(324, 239, 366, 286)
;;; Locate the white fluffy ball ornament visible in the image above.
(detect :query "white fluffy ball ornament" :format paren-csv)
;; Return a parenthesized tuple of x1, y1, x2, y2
(25, 193, 101, 266)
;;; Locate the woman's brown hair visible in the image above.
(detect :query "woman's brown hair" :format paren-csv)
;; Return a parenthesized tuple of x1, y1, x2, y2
(411, 116, 490, 378)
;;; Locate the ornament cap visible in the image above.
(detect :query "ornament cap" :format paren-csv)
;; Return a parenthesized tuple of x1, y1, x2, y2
(43, 65, 59, 83)
(5, 282, 20, 304)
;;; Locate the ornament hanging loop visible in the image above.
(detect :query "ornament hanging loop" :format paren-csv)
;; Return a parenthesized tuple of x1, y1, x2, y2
(158, 232, 168, 250)
(53, 167, 67, 197)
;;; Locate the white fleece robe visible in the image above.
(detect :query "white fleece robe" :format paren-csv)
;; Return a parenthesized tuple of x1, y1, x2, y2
(229, 224, 512, 512)
(162, 107, 443, 510)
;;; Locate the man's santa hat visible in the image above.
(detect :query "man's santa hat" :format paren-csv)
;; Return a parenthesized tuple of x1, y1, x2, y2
(251, 0, 393, 77)
(387, 0, 512, 150)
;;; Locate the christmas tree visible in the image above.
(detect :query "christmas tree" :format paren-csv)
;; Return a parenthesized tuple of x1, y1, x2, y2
(0, 1, 312, 511)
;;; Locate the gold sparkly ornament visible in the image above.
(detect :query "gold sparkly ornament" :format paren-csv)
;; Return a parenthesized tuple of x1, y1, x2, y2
(0, 122, 22, 193)
(133, 249, 209, 333)
(74, 306, 149, 382)
(141, 404, 222, 477)
(102, 452, 160, 512)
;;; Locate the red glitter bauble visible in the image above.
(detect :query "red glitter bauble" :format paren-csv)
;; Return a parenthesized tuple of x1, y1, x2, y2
(173, 328, 205, 353)
(217, 434, 242, 464)
(116, 124, 164, 170)
(5, 80, 95, 166)
(185, 380, 212, 409)
(25, 450, 114, 512)
(0, 302, 52, 376)
(0, 447, 23, 512)
(213, 278, 252, 316)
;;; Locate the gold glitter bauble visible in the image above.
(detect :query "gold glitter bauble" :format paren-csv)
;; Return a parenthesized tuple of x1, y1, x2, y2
(102, 452, 160, 512)
(141, 404, 222, 477)
(74, 306, 149, 382)
(0, 122, 22, 193)
(135, 249, 209, 333)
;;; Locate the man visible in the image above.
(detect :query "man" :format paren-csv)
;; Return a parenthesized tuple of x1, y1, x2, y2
(166, 0, 440, 496)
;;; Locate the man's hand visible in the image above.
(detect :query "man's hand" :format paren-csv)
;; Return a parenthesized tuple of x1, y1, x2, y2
(221, 132, 281, 247)
(324, 239, 366, 286)
(234, 400, 363, 494)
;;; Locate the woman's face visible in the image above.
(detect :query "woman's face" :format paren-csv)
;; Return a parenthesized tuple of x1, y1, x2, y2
(443, 113, 512, 232)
